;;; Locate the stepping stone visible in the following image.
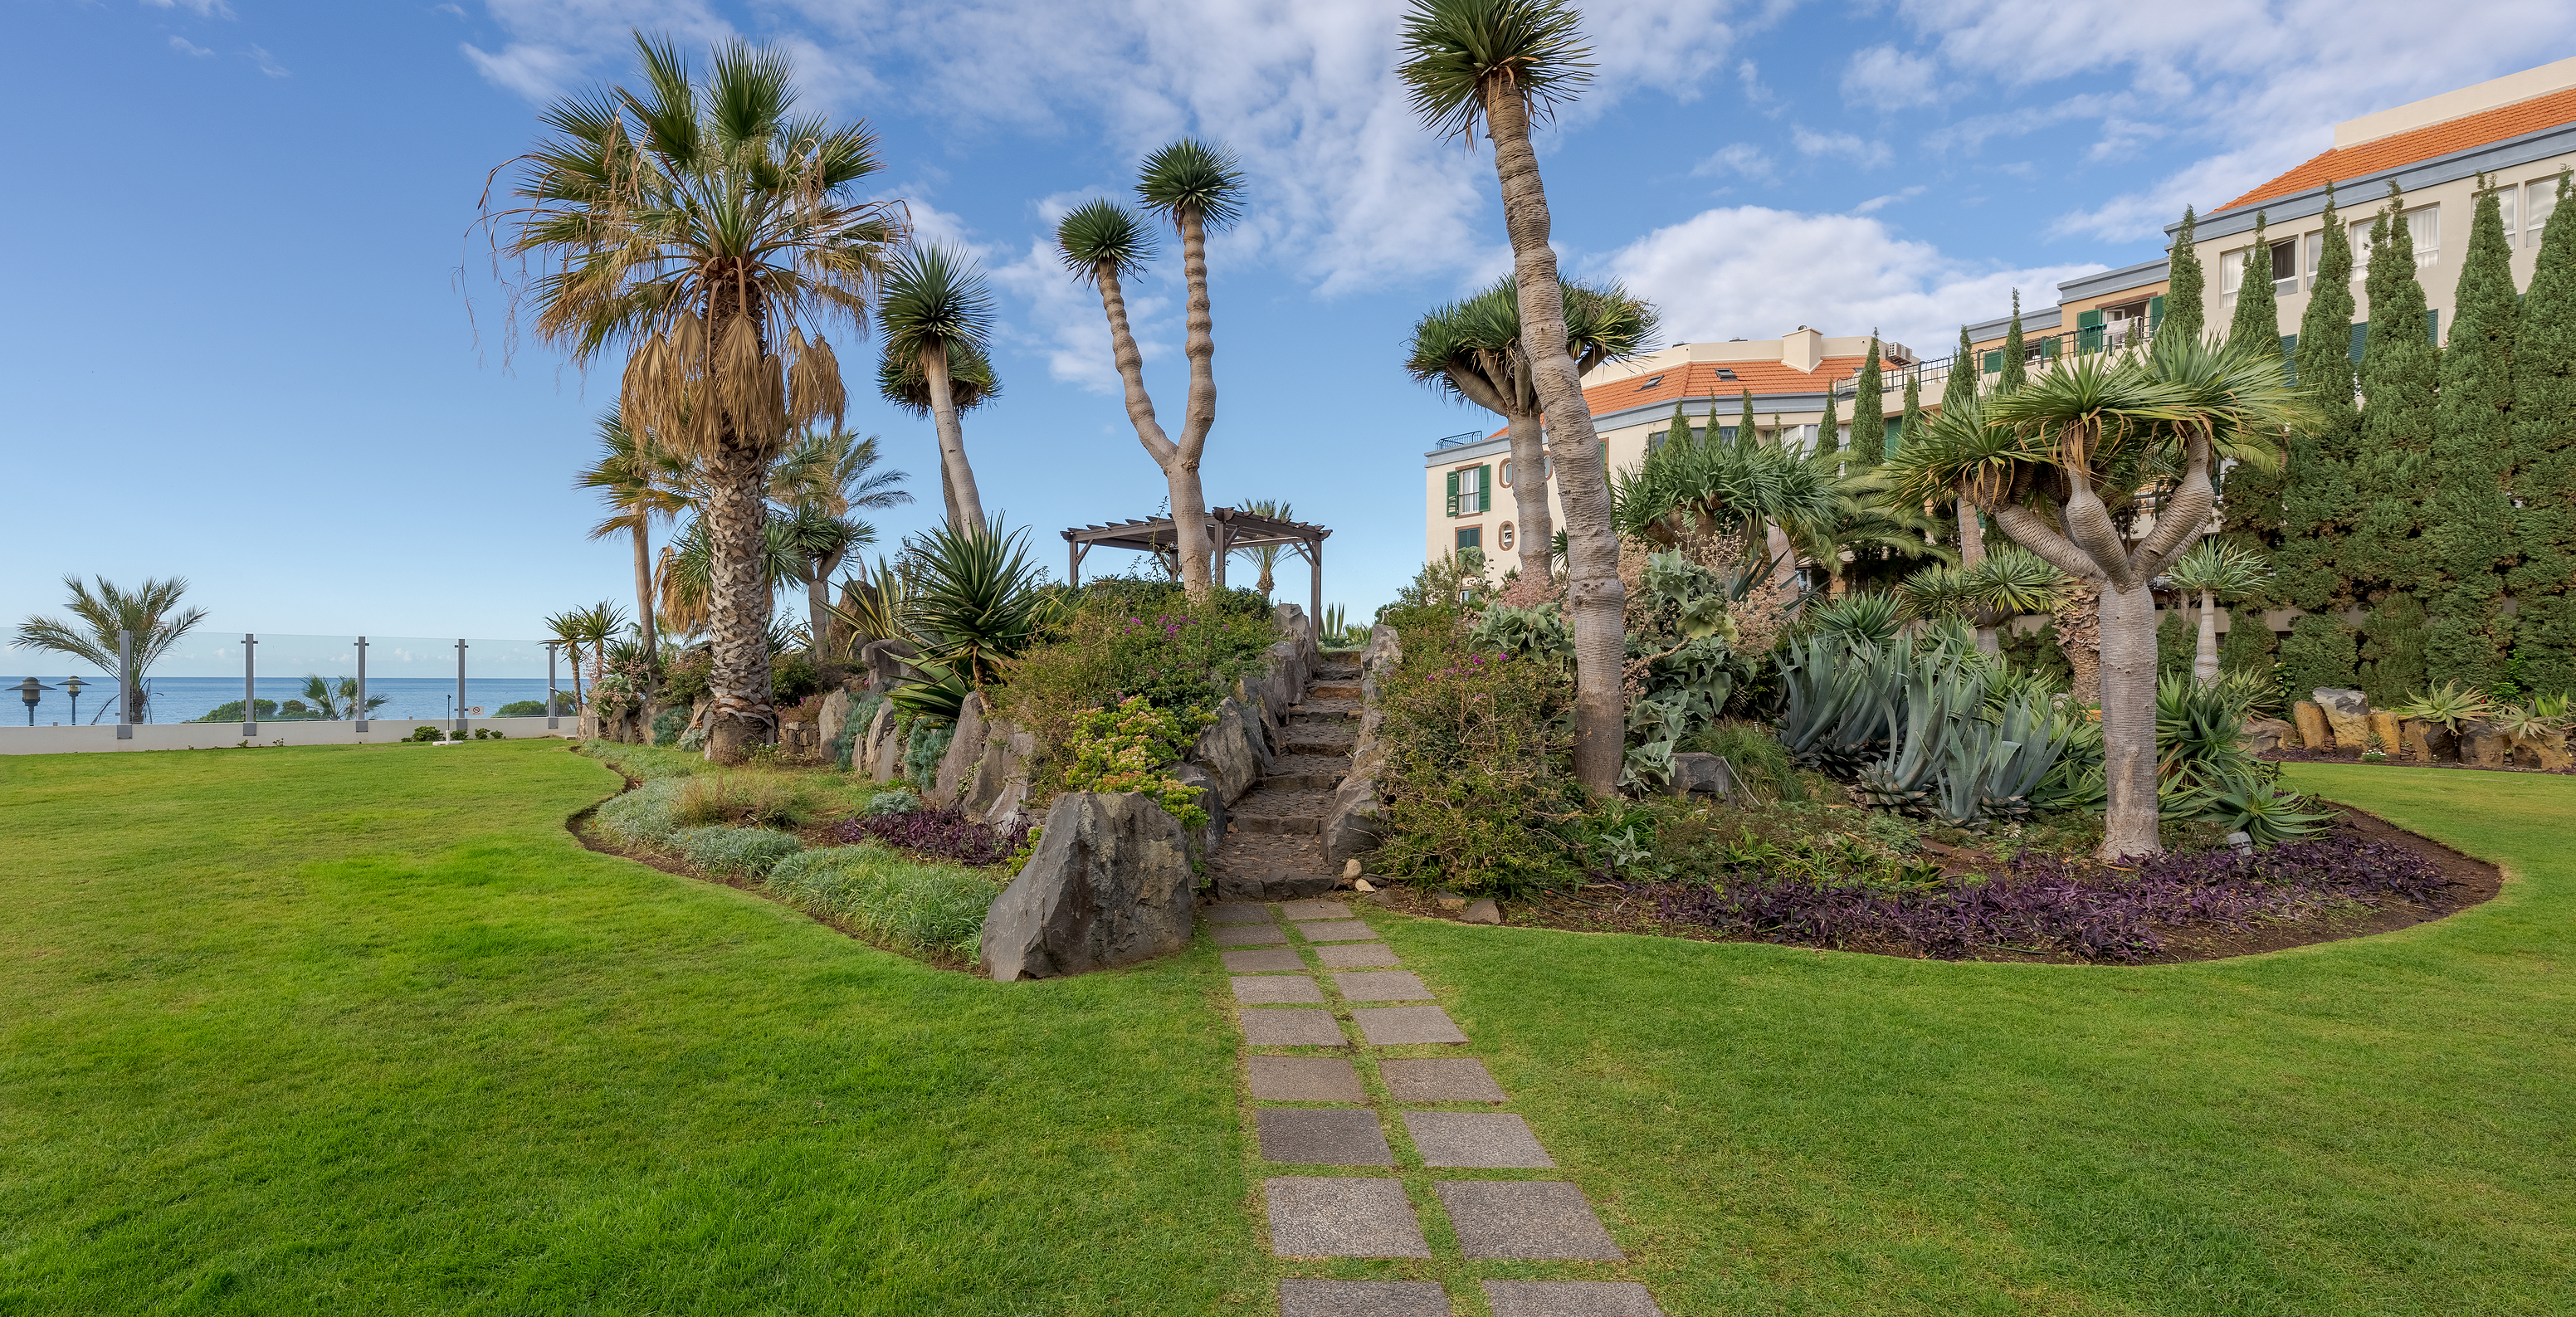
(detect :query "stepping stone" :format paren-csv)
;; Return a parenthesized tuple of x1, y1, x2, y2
(1353, 1005, 1468, 1045)
(1256, 1108, 1393, 1165)
(1241, 1010, 1347, 1047)
(1280, 899, 1352, 920)
(1481, 1280, 1662, 1316)
(1332, 971, 1431, 1002)
(1403, 1110, 1554, 1168)
(1315, 942, 1402, 968)
(1234, 975, 1325, 1005)
(1264, 1178, 1431, 1257)
(1203, 901, 1274, 924)
(1248, 1056, 1364, 1102)
(1280, 1280, 1450, 1316)
(1213, 924, 1288, 946)
(1223, 948, 1306, 973)
(1379, 1057, 1507, 1103)
(1294, 920, 1379, 943)
(1436, 1181, 1622, 1260)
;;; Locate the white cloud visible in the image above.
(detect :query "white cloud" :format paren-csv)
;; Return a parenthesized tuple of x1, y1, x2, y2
(1853, 185, 1926, 214)
(168, 35, 214, 56)
(1597, 206, 2102, 358)
(461, 42, 583, 100)
(1736, 58, 1775, 110)
(1792, 127, 1891, 168)
(461, 0, 734, 101)
(246, 44, 287, 77)
(1692, 142, 1777, 183)
(1844, 45, 1940, 111)
(988, 236, 1176, 394)
(144, 0, 235, 17)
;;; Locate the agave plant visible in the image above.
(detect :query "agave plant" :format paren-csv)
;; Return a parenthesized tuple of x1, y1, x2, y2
(1803, 592, 1905, 648)
(901, 517, 1061, 691)
(2386, 680, 2495, 734)
(2167, 774, 2335, 846)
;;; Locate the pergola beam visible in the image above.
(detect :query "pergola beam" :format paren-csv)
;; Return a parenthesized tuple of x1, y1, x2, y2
(1061, 507, 1333, 618)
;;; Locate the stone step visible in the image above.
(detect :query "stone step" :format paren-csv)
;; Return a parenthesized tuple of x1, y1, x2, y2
(1290, 698, 1360, 716)
(1268, 752, 1352, 778)
(1264, 772, 1344, 791)
(1231, 788, 1336, 835)
(1281, 730, 1356, 757)
(1233, 813, 1321, 835)
(1308, 682, 1362, 700)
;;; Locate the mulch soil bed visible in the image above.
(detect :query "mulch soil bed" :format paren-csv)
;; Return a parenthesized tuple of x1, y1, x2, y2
(2261, 746, 2575, 773)
(1357, 805, 2500, 966)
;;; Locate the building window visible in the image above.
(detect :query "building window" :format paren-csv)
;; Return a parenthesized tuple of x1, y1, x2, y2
(1455, 526, 1482, 554)
(2269, 238, 2297, 296)
(1715, 368, 1737, 380)
(2304, 231, 2323, 290)
(2497, 185, 2517, 247)
(1636, 374, 1665, 391)
(1498, 457, 1512, 487)
(2530, 178, 2562, 249)
(1445, 463, 1490, 517)
(1498, 523, 1515, 551)
(2101, 299, 2149, 349)
(2349, 218, 2373, 280)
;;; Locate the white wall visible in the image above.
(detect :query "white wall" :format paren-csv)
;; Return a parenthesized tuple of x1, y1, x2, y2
(0, 715, 569, 756)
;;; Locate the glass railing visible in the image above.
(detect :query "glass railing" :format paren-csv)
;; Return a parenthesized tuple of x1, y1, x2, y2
(3, 632, 571, 729)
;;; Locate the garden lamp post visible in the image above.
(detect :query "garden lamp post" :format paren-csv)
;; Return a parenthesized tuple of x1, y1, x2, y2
(454, 639, 468, 736)
(117, 629, 133, 739)
(544, 641, 559, 731)
(242, 633, 258, 737)
(354, 637, 369, 733)
(17, 677, 51, 726)
(63, 675, 84, 725)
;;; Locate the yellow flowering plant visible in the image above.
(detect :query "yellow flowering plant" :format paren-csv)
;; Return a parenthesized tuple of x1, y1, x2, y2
(1061, 695, 1216, 829)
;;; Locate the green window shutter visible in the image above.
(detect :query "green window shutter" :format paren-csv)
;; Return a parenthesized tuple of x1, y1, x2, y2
(2280, 334, 2300, 387)
(2076, 308, 2104, 354)
(2350, 320, 2369, 363)
(1445, 470, 1459, 517)
(1883, 417, 1901, 449)
(2426, 308, 2441, 344)
(2041, 334, 2061, 360)
(1982, 349, 2002, 373)
(2147, 295, 2165, 334)
(1479, 465, 1492, 511)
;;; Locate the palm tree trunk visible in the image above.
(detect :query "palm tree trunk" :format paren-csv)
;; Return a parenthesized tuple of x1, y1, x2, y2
(1088, 264, 1212, 598)
(630, 521, 657, 673)
(703, 440, 774, 763)
(1167, 208, 1219, 602)
(923, 344, 985, 529)
(1958, 497, 1985, 567)
(1504, 409, 1553, 585)
(809, 547, 844, 663)
(2098, 579, 2161, 859)
(1484, 79, 1625, 793)
(2194, 588, 2221, 685)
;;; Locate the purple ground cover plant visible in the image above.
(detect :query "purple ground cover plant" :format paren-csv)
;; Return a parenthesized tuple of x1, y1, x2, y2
(836, 808, 1033, 868)
(1632, 833, 2449, 962)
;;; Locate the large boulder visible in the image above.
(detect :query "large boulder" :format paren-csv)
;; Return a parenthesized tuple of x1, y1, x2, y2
(2313, 688, 2372, 749)
(968, 719, 1037, 825)
(867, 704, 904, 782)
(2462, 721, 2512, 768)
(2399, 717, 2457, 763)
(1171, 761, 1226, 859)
(817, 690, 855, 760)
(929, 693, 991, 808)
(2291, 700, 2332, 750)
(857, 638, 920, 694)
(2239, 717, 2295, 754)
(1666, 752, 1737, 800)
(1188, 695, 1271, 805)
(979, 792, 1195, 982)
(1322, 623, 1403, 869)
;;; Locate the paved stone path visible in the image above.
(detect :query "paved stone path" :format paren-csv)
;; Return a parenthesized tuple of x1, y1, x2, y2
(1203, 666, 1664, 1317)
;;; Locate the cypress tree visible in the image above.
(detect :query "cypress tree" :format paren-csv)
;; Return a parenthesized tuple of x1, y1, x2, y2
(2346, 183, 2439, 612)
(2511, 170, 2576, 696)
(1900, 363, 1922, 446)
(2000, 290, 2028, 392)
(1854, 333, 1885, 461)
(1738, 388, 1756, 441)
(1661, 398, 1693, 451)
(2219, 211, 2287, 553)
(2165, 207, 2206, 344)
(2424, 174, 2521, 689)
(2218, 602, 2278, 676)
(2357, 593, 2429, 706)
(2280, 612, 2359, 702)
(2276, 183, 2362, 614)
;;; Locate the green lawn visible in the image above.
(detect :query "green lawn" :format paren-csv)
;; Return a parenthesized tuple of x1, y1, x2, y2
(5, 749, 2571, 1315)
(0, 741, 1263, 1315)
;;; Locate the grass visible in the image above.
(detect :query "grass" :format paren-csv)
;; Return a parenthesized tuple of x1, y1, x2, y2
(1359, 762, 2576, 1314)
(0, 740, 1261, 1315)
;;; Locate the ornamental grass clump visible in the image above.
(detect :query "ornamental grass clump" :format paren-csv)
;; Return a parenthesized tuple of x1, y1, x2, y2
(672, 826, 805, 878)
(595, 777, 688, 847)
(676, 772, 817, 829)
(766, 843, 1004, 960)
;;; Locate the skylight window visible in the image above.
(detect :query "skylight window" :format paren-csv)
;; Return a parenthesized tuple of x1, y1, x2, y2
(1715, 368, 1737, 380)
(1637, 374, 1665, 390)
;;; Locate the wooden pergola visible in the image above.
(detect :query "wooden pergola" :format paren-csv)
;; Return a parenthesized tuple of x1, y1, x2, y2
(1063, 507, 1332, 622)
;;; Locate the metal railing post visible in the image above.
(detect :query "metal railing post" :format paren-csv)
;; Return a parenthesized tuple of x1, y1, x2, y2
(117, 629, 133, 739)
(455, 639, 468, 735)
(354, 637, 369, 732)
(545, 642, 559, 731)
(242, 633, 258, 737)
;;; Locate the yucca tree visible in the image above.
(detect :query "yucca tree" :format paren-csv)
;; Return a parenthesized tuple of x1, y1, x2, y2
(493, 32, 899, 761)
(2164, 538, 2273, 685)
(876, 245, 996, 528)
(577, 412, 691, 674)
(770, 427, 910, 655)
(1400, 0, 1623, 790)
(1893, 544, 2071, 655)
(12, 575, 206, 722)
(1406, 276, 1656, 584)
(1886, 334, 2310, 857)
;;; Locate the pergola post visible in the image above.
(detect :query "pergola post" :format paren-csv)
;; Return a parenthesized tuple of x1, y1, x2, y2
(1309, 533, 1323, 632)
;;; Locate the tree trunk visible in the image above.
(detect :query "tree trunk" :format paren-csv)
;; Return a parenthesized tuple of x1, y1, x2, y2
(924, 343, 984, 529)
(1504, 409, 1554, 584)
(630, 521, 657, 675)
(703, 440, 774, 763)
(1958, 497, 1985, 567)
(1166, 207, 1219, 602)
(2098, 579, 2162, 859)
(1484, 79, 1625, 793)
(808, 552, 837, 666)
(2193, 588, 2221, 685)
(1088, 264, 1212, 596)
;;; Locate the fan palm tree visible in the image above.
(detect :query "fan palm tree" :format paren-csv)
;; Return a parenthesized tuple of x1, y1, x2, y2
(770, 427, 910, 655)
(491, 32, 900, 761)
(1399, 0, 1623, 791)
(12, 575, 206, 722)
(1886, 334, 2310, 858)
(658, 514, 810, 635)
(875, 245, 996, 528)
(2164, 538, 2273, 685)
(1407, 276, 1656, 584)
(577, 412, 691, 674)
(1228, 500, 1295, 600)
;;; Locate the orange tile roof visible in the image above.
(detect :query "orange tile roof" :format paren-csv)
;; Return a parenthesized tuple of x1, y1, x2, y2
(2221, 83, 2576, 212)
(1481, 356, 1900, 440)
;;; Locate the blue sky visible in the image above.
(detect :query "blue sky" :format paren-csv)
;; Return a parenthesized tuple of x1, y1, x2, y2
(7, 0, 2574, 671)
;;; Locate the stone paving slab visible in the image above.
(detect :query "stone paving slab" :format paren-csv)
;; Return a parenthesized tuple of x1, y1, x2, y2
(1279, 1280, 1451, 1316)
(1222, 947, 1307, 973)
(1436, 1181, 1623, 1260)
(1212, 924, 1290, 946)
(1264, 1178, 1431, 1257)
(1378, 1057, 1507, 1102)
(1280, 900, 1353, 920)
(1331, 971, 1432, 1002)
(1240, 1009, 1348, 1046)
(1248, 1056, 1366, 1101)
(1203, 902, 1275, 924)
(1256, 1107, 1394, 1165)
(1293, 920, 1380, 943)
(1403, 1110, 1554, 1168)
(1352, 1005, 1470, 1045)
(1315, 942, 1403, 968)
(1481, 1280, 1663, 1316)
(1234, 975, 1326, 1005)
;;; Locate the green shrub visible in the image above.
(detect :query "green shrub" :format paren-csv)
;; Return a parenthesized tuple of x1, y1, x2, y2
(1678, 719, 1805, 802)
(672, 826, 805, 877)
(866, 788, 920, 816)
(651, 706, 690, 746)
(1059, 695, 1214, 828)
(408, 725, 442, 743)
(901, 720, 952, 795)
(495, 700, 548, 717)
(765, 843, 1004, 960)
(660, 648, 713, 705)
(834, 693, 881, 768)
(675, 772, 817, 829)
(772, 650, 822, 703)
(999, 579, 1278, 766)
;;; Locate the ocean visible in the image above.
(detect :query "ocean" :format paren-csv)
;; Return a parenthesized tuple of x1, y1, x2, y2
(5, 676, 569, 728)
